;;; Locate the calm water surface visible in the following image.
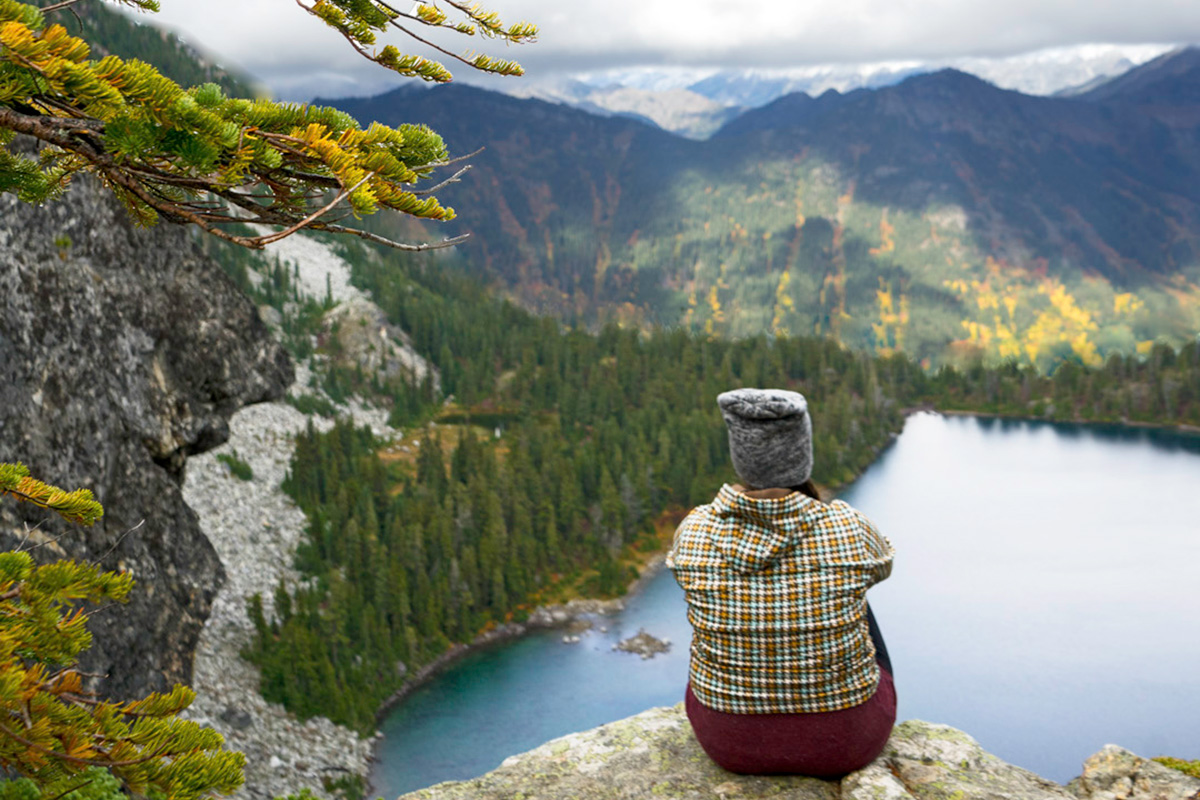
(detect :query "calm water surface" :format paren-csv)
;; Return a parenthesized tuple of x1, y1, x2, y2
(372, 414, 1200, 796)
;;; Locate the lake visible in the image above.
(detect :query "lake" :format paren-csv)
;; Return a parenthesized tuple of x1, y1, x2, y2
(370, 413, 1200, 796)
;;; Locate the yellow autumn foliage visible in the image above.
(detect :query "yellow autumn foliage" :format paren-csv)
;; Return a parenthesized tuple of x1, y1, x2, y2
(772, 270, 794, 336)
(869, 211, 895, 256)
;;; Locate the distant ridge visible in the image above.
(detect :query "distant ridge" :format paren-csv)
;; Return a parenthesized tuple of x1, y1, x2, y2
(480, 44, 1177, 138)
(1079, 46, 1200, 106)
(1076, 46, 1200, 137)
(325, 54, 1200, 362)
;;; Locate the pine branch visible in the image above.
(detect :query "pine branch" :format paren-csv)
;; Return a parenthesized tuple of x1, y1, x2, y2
(0, 720, 171, 768)
(0, 463, 103, 526)
(1, 0, 536, 249)
(295, 0, 536, 82)
(0, 545, 244, 798)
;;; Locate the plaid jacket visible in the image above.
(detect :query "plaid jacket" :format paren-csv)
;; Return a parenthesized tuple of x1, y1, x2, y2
(667, 484, 894, 714)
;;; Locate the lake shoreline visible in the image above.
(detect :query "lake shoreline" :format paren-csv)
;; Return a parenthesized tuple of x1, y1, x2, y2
(370, 407, 928, 739)
(369, 407, 1198, 777)
(367, 558, 670, 788)
(935, 407, 1200, 435)
(372, 554, 671, 726)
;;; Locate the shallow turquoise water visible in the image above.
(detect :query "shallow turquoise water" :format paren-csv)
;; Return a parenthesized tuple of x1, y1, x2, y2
(371, 414, 1200, 796)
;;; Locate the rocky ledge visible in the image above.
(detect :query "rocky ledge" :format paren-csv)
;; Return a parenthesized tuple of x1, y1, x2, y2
(398, 706, 1200, 800)
(0, 158, 291, 699)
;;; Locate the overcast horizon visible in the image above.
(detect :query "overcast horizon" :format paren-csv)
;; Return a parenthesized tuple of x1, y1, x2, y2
(131, 1, 1200, 101)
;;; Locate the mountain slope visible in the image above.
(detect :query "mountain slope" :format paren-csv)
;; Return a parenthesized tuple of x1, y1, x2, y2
(1079, 46, 1200, 135)
(716, 68, 1200, 283)
(1080, 47, 1200, 108)
(34, 0, 257, 97)
(332, 54, 1200, 367)
(332, 84, 702, 320)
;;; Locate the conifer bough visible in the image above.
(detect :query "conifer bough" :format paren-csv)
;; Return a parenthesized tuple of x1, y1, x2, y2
(0, 0, 537, 249)
(0, 463, 245, 799)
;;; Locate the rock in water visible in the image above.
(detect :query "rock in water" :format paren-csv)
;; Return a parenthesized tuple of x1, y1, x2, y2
(396, 706, 1200, 800)
(614, 628, 671, 659)
(0, 157, 292, 699)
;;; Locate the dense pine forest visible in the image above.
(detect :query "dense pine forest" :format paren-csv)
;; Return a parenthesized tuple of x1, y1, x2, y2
(8, 1, 1199, 795)
(243, 244, 1200, 732)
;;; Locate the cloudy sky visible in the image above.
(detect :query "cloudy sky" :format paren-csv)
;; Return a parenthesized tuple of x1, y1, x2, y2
(139, 0, 1200, 99)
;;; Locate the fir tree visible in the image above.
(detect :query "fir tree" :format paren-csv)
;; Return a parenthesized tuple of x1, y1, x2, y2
(0, 463, 244, 800)
(0, 0, 536, 249)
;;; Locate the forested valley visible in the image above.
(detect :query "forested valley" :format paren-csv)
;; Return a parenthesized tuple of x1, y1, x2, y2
(7, 2, 1200, 798)
(238, 243, 1200, 732)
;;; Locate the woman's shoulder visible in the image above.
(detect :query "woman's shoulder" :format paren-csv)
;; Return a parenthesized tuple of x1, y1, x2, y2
(820, 500, 893, 559)
(669, 500, 719, 547)
(825, 498, 874, 523)
(820, 498, 866, 523)
(667, 503, 721, 571)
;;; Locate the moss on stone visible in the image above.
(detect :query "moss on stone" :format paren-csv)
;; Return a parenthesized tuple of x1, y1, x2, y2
(1153, 757, 1200, 779)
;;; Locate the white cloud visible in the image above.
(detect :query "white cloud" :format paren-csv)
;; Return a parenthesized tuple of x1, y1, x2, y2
(142, 0, 1199, 99)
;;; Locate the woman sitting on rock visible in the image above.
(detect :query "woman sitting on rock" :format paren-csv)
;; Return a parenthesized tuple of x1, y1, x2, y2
(667, 388, 896, 778)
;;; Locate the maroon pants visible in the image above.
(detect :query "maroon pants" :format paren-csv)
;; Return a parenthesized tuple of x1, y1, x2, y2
(684, 668, 897, 778)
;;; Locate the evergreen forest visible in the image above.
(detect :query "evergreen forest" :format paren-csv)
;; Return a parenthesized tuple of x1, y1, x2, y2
(244, 243, 1200, 732)
(11, 0, 1200, 794)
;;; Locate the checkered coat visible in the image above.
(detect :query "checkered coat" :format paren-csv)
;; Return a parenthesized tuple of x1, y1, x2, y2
(667, 484, 894, 714)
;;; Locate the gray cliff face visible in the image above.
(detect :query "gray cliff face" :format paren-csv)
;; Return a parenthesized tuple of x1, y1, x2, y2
(400, 706, 1200, 800)
(0, 165, 292, 699)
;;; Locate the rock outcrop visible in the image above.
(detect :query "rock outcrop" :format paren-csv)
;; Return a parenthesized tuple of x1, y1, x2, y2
(1071, 747, 1200, 800)
(182, 229, 401, 799)
(0, 163, 292, 699)
(613, 628, 672, 659)
(397, 706, 1200, 800)
(258, 231, 436, 388)
(182, 402, 376, 800)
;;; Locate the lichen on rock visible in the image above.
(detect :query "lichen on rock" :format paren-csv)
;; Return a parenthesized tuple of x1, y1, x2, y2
(1071, 745, 1200, 800)
(402, 705, 835, 800)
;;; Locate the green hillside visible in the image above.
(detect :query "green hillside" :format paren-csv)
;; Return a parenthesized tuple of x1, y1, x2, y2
(239, 238, 1200, 732)
(333, 62, 1200, 371)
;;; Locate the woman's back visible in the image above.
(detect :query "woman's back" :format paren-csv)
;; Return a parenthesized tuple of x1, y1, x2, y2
(670, 388, 897, 778)
(669, 484, 893, 714)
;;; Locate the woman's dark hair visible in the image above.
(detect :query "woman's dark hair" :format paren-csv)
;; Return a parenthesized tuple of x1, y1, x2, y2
(789, 479, 822, 502)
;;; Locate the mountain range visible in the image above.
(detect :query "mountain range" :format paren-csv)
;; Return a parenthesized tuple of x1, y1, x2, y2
(488, 44, 1174, 139)
(330, 48, 1200, 367)
(44, 2, 1200, 369)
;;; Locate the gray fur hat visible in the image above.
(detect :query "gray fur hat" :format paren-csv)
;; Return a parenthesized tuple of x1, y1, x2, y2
(717, 388, 813, 489)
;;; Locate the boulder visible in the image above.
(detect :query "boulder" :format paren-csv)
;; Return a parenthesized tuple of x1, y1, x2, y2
(397, 706, 1200, 800)
(862, 720, 1074, 800)
(1071, 746, 1200, 800)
